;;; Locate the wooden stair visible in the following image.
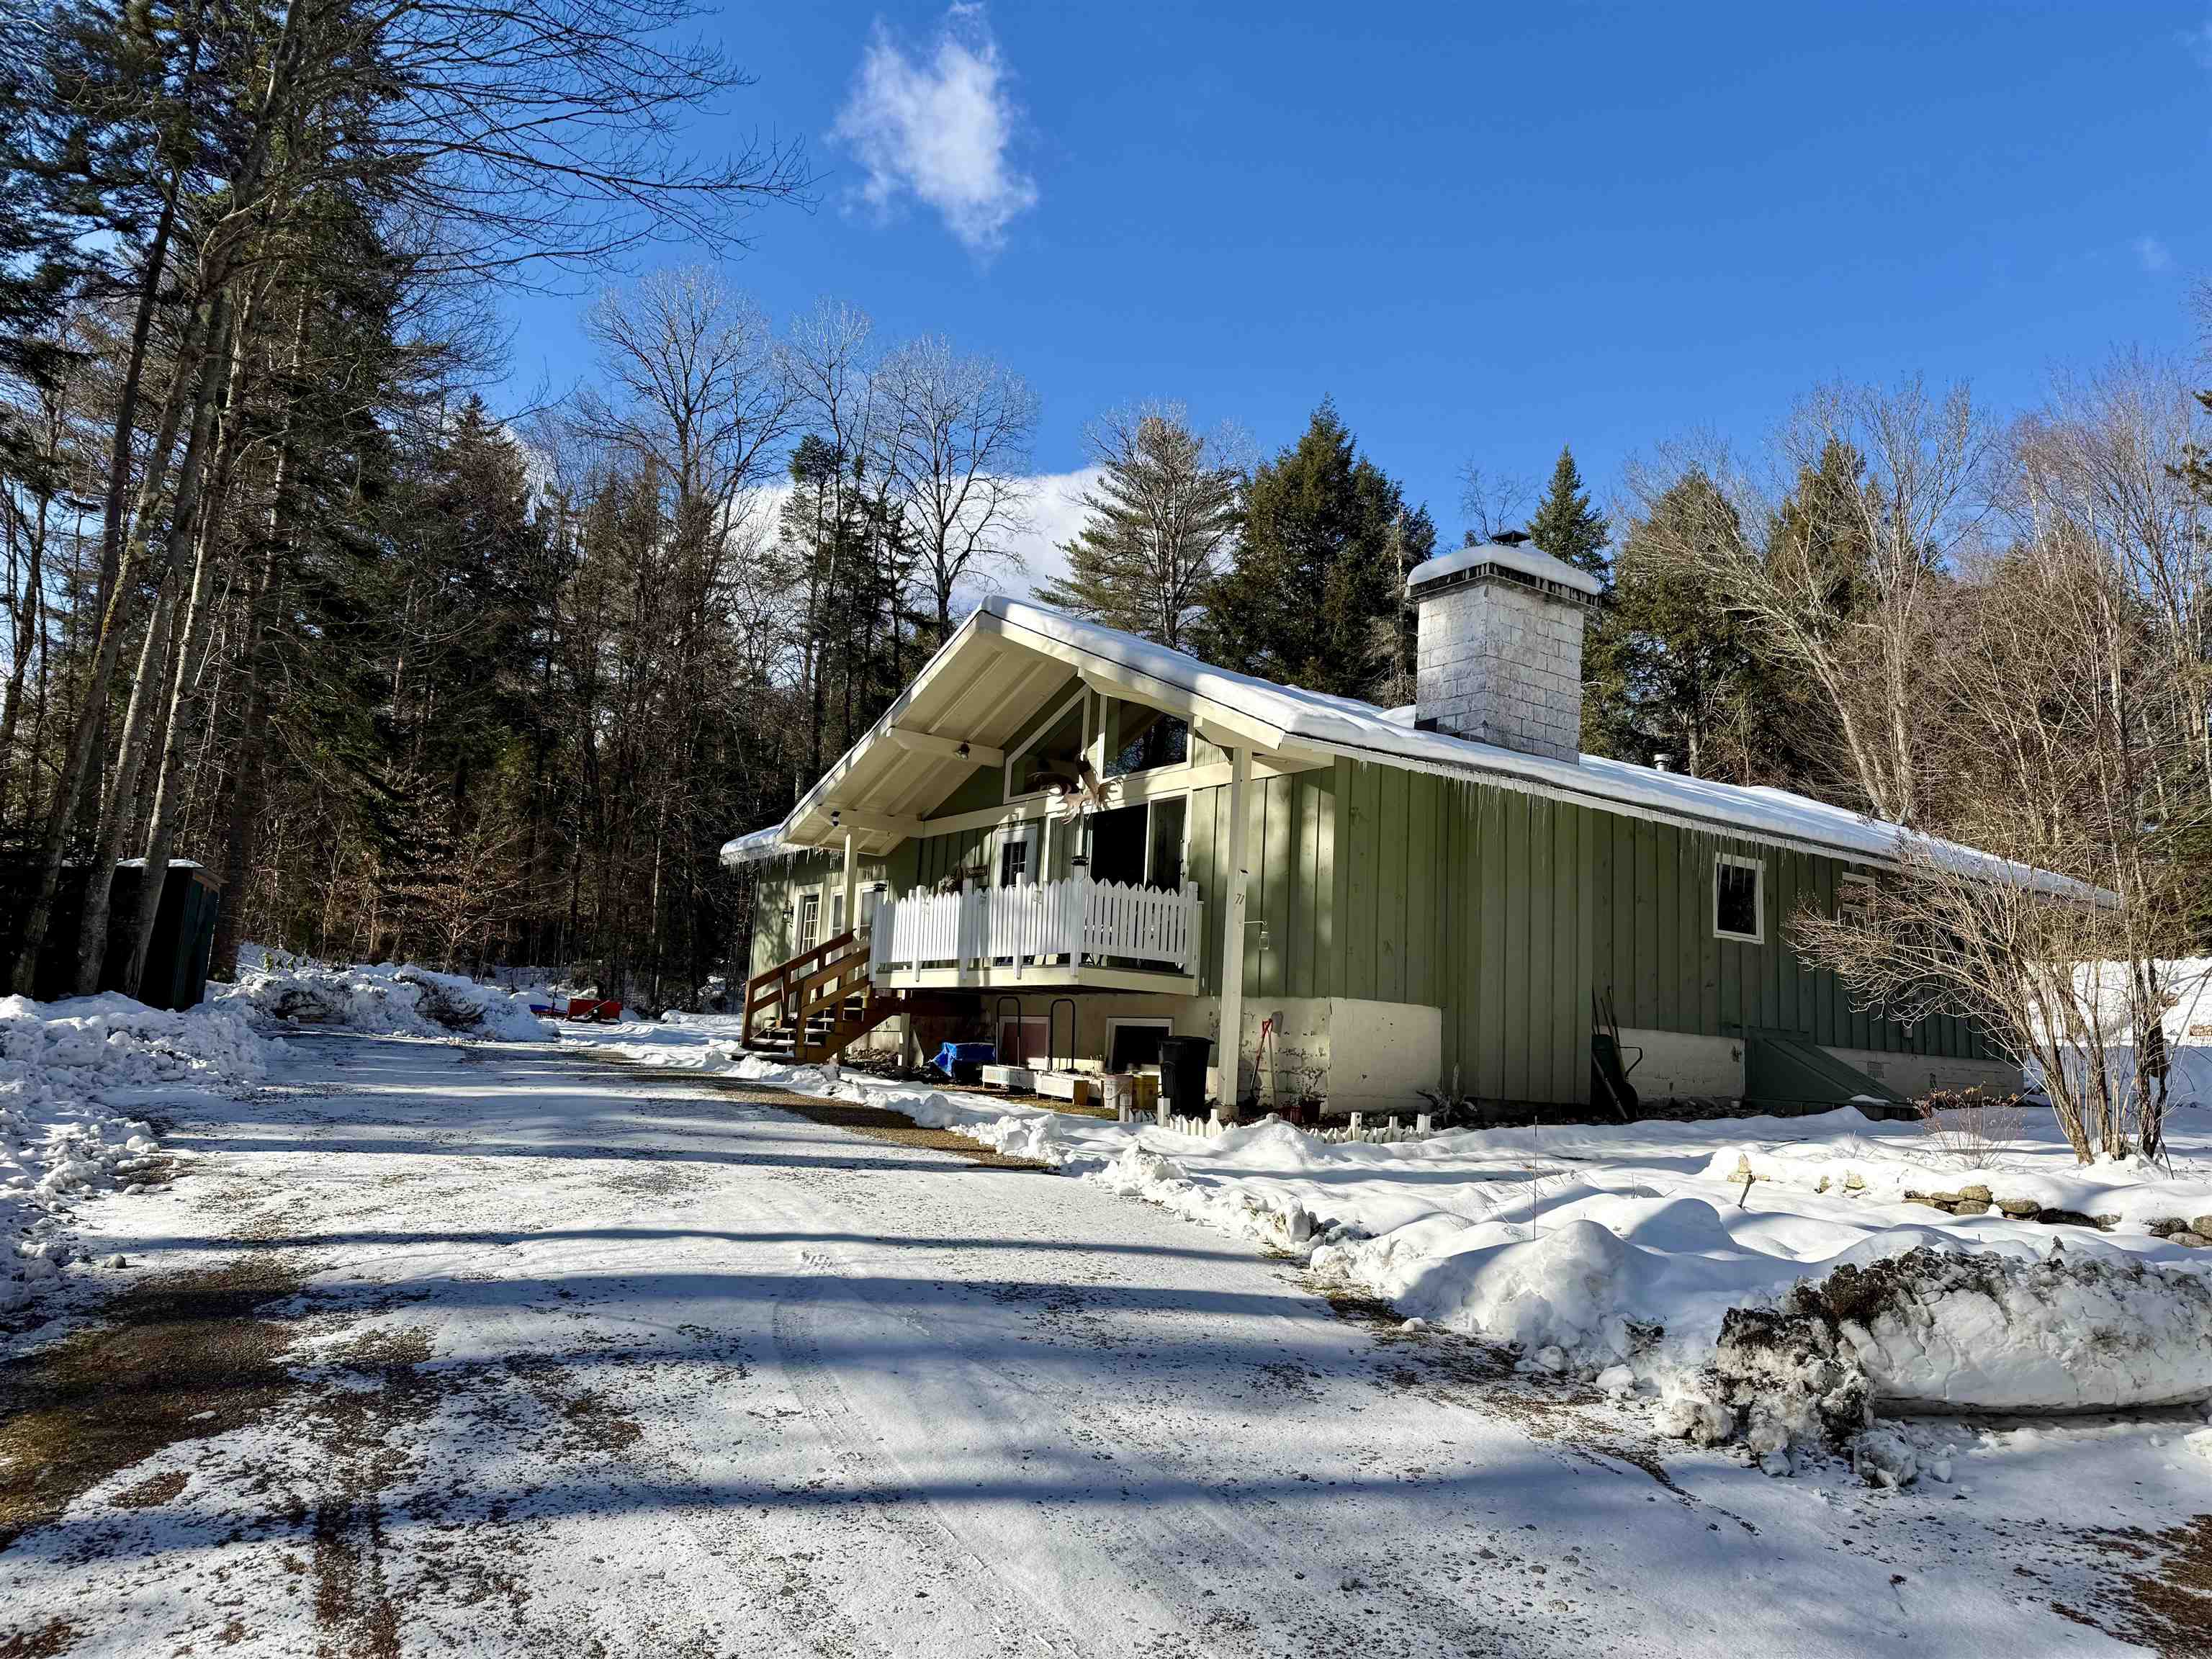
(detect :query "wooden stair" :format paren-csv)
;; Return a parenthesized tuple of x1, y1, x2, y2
(744, 932, 923, 1064)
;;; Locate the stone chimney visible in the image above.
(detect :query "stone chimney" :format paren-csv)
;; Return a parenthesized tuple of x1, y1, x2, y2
(1408, 532, 1601, 761)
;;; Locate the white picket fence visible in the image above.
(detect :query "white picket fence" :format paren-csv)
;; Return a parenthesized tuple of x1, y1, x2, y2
(870, 876, 1201, 976)
(1118, 1110, 1440, 1143)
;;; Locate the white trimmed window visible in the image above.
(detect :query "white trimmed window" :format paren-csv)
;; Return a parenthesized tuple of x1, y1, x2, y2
(1714, 854, 1763, 944)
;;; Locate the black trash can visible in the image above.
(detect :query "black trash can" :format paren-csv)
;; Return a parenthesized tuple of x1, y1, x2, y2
(1157, 1035, 1213, 1118)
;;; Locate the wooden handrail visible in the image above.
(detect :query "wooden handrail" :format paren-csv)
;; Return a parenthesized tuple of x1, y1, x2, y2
(747, 930, 854, 1000)
(743, 929, 860, 1043)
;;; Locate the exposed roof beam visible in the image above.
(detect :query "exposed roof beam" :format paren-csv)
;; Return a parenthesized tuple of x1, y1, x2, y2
(817, 806, 925, 840)
(886, 727, 1002, 768)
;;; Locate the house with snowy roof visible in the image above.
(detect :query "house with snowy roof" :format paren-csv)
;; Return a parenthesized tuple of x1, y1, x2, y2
(723, 539, 2020, 1116)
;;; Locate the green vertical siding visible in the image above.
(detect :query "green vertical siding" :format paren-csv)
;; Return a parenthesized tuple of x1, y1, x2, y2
(745, 849, 885, 976)
(868, 750, 1993, 1105)
(1583, 810, 1993, 1063)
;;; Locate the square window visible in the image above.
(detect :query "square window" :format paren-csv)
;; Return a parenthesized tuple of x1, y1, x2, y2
(1714, 855, 1763, 943)
(1839, 873, 1875, 927)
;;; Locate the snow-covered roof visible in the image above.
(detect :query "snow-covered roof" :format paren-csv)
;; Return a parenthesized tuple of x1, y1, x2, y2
(1407, 539, 1604, 598)
(721, 827, 813, 867)
(724, 595, 2103, 902)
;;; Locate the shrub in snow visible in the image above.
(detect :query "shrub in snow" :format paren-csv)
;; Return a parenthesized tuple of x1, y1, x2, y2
(1671, 1245, 2212, 1461)
(1912, 1088, 2027, 1171)
(217, 962, 554, 1041)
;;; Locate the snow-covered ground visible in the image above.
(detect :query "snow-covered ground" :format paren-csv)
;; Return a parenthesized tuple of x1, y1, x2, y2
(5, 1028, 2209, 1658)
(4, 958, 552, 1316)
(586, 1015, 2212, 1467)
(0, 992, 279, 1310)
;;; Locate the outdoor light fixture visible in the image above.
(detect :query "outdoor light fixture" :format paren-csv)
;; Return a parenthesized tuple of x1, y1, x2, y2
(830, 809, 842, 827)
(956, 741, 970, 759)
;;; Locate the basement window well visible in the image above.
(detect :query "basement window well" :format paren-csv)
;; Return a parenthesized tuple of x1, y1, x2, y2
(1714, 853, 1763, 945)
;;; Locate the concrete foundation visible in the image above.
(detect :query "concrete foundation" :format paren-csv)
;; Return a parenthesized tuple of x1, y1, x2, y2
(1618, 1027, 2017, 1105)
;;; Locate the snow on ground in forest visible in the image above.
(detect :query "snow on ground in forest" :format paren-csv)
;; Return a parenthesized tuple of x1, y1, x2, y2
(578, 1014, 2212, 1456)
(0, 992, 279, 1309)
(215, 958, 556, 1042)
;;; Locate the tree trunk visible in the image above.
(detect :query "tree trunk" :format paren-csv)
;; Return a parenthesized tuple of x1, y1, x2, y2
(74, 289, 239, 992)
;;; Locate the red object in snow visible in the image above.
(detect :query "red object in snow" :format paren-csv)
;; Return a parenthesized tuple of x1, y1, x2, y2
(566, 997, 623, 1023)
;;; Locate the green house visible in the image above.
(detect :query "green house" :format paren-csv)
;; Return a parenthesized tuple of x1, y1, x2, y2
(725, 541, 2014, 1115)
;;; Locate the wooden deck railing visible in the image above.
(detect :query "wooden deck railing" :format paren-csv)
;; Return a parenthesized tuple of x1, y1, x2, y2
(868, 877, 1200, 977)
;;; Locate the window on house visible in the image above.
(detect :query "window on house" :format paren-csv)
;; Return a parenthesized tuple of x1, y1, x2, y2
(1107, 704, 1190, 777)
(1838, 872, 1875, 928)
(1087, 796, 1187, 891)
(1009, 694, 1086, 796)
(1714, 855, 1763, 943)
(1107, 1018, 1172, 1071)
(796, 891, 821, 956)
(999, 837, 1028, 887)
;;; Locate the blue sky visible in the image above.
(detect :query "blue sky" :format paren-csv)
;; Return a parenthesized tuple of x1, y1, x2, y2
(500, 2, 2212, 583)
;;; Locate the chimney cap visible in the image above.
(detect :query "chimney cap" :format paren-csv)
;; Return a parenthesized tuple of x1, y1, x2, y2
(1406, 538, 1603, 600)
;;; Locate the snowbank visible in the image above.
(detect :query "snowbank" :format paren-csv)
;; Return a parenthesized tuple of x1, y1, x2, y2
(217, 961, 556, 1042)
(1, 993, 280, 1308)
(1675, 1246, 2212, 1473)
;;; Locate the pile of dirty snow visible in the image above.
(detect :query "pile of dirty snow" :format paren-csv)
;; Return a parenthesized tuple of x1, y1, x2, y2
(1, 993, 280, 1308)
(1667, 1244, 2212, 1476)
(217, 961, 555, 1042)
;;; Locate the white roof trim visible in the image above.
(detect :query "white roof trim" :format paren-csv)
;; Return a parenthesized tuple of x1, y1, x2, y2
(1408, 539, 1603, 598)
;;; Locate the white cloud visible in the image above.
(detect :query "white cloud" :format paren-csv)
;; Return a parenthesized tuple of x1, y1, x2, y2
(2135, 234, 2173, 274)
(2185, 17, 2212, 69)
(831, 6, 1038, 257)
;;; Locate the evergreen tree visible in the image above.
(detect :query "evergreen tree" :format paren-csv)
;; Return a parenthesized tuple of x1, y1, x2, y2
(1202, 401, 1413, 698)
(1522, 446, 1614, 750)
(1526, 446, 1609, 577)
(1589, 469, 1756, 777)
(1035, 405, 1241, 649)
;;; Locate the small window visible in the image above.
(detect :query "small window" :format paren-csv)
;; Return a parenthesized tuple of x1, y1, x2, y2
(796, 891, 821, 956)
(1714, 854, 1763, 943)
(1838, 872, 1875, 928)
(1107, 1017, 1172, 1071)
(998, 837, 1028, 887)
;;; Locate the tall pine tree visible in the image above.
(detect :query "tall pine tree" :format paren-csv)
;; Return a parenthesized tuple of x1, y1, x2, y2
(1202, 401, 1416, 698)
(1526, 446, 1609, 577)
(1035, 405, 1241, 649)
(1524, 446, 1615, 750)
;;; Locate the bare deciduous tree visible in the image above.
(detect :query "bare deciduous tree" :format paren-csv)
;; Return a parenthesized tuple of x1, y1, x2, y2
(881, 335, 1038, 636)
(1634, 379, 1996, 825)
